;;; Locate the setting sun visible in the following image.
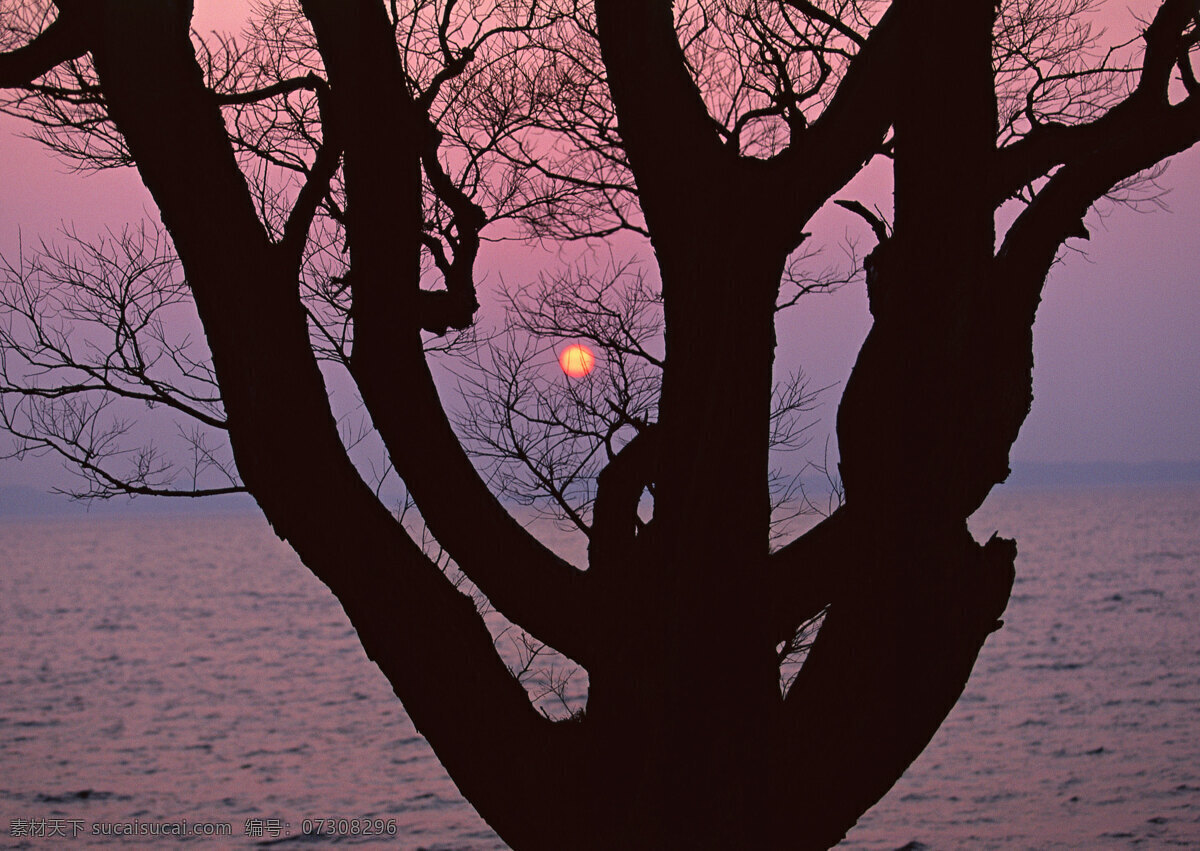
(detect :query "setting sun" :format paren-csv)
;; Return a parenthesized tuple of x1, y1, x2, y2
(558, 343, 596, 377)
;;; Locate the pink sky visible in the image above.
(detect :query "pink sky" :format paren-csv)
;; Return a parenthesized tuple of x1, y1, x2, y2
(1, 2, 1198, 494)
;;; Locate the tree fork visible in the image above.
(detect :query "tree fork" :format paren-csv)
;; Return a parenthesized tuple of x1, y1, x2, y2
(783, 520, 1015, 848)
(302, 0, 596, 662)
(81, 6, 589, 849)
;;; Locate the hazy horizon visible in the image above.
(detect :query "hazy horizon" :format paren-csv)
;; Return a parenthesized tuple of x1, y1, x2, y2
(5, 460, 1200, 520)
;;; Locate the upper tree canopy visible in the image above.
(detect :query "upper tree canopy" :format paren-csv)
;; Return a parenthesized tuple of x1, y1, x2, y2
(1, 1, 1197, 848)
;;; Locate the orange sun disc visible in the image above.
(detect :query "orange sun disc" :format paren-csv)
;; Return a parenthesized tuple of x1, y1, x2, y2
(559, 343, 596, 377)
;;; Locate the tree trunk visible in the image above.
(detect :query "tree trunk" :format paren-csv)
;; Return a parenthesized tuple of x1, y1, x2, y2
(14, 0, 1196, 847)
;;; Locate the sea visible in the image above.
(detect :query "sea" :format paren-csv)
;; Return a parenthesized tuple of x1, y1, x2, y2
(1, 483, 1198, 849)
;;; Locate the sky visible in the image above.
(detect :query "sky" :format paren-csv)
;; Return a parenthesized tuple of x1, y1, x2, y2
(776, 146, 1200, 467)
(1, 1, 1198, 497)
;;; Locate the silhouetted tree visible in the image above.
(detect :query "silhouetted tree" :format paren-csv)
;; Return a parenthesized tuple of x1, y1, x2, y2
(2, 1, 1198, 847)
(453, 254, 843, 542)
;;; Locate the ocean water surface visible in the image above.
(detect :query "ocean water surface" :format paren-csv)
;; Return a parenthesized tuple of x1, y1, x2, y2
(1, 483, 1197, 848)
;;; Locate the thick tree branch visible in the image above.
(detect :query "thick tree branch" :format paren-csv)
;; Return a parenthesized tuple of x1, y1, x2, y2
(993, 0, 1200, 202)
(835, 0, 1003, 518)
(995, 3, 1200, 313)
(592, 0, 732, 211)
(766, 508, 856, 644)
(418, 120, 485, 333)
(80, 8, 584, 848)
(588, 424, 656, 574)
(0, 3, 92, 87)
(777, 7, 1019, 845)
(996, 94, 1200, 316)
(301, 0, 596, 665)
(763, 1, 903, 229)
(279, 130, 343, 265)
(5, 1, 1190, 844)
(280, 85, 343, 265)
(1140, 0, 1200, 101)
(780, 524, 1014, 848)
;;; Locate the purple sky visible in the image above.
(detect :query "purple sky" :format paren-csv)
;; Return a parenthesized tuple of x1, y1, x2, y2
(776, 147, 1200, 466)
(2, 2, 1198, 494)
